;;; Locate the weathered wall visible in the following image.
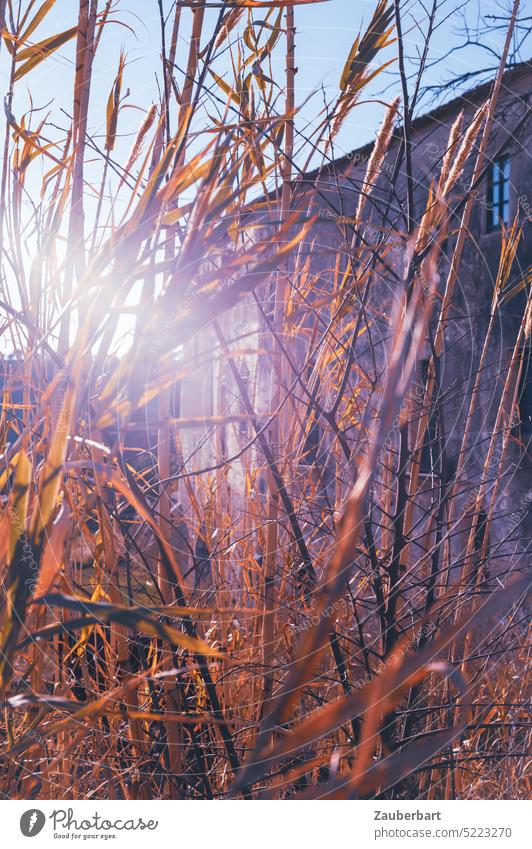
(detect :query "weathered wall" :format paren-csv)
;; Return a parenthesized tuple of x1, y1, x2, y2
(177, 66, 532, 567)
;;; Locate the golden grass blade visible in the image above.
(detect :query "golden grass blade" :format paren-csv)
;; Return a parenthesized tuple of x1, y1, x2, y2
(105, 52, 125, 152)
(340, 1, 395, 91)
(14, 26, 78, 80)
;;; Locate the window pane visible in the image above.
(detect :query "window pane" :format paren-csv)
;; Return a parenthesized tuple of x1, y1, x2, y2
(503, 176, 510, 204)
(502, 200, 510, 224)
(487, 157, 510, 230)
(502, 156, 510, 180)
(491, 179, 498, 208)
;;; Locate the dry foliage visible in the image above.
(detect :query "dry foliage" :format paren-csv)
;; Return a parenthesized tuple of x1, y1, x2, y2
(0, 0, 529, 800)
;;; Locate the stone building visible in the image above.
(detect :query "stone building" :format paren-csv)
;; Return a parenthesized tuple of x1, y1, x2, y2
(176, 61, 532, 567)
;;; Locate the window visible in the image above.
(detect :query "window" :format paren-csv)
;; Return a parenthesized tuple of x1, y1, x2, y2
(419, 360, 441, 475)
(170, 378, 181, 419)
(487, 156, 510, 231)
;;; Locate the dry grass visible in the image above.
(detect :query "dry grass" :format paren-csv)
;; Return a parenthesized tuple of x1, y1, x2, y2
(0, 0, 529, 800)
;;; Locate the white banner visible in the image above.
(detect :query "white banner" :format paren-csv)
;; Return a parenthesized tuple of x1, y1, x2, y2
(1, 800, 530, 848)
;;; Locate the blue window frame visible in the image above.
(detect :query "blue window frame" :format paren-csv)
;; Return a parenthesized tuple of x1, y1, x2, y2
(487, 156, 510, 231)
